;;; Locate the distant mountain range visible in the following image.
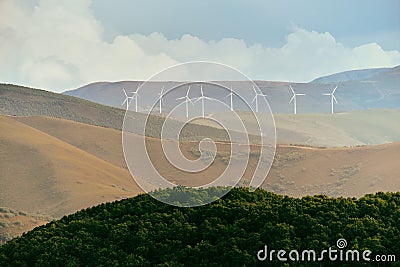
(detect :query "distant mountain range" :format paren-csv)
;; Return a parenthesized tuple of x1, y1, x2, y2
(310, 67, 391, 83)
(64, 66, 400, 114)
(2, 83, 400, 147)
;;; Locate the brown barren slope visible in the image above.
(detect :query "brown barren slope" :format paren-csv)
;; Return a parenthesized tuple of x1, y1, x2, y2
(7, 115, 400, 199)
(0, 115, 142, 218)
(13, 116, 127, 169)
(1, 115, 399, 241)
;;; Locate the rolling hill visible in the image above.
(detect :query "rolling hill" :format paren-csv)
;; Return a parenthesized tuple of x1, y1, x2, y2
(1, 83, 399, 242)
(3, 83, 399, 147)
(0, 188, 398, 266)
(194, 109, 400, 147)
(0, 115, 142, 218)
(0, 83, 237, 142)
(2, 115, 399, 214)
(310, 67, 390, 83)
(0, 83, 125, 130)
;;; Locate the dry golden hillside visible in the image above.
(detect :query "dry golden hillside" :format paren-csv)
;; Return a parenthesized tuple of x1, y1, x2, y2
(1, 115, 399, 242)
(0, 116, 141, 218)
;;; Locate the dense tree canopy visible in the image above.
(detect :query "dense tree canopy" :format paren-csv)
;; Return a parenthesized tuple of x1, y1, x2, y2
(0, 187, 399, 266)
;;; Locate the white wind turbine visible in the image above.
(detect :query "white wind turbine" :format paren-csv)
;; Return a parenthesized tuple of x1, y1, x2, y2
(251, 85, 268, 113)
(121, 88, 133, 110)
(158, 85, 165, 114)
(194, 84, 217, 118)
(322, 85, 338, 114)
(130, 84, 140, 112)
(176, 85, 194, 118)
(289, 85, 305, 115)
(225, 85, 234, 111)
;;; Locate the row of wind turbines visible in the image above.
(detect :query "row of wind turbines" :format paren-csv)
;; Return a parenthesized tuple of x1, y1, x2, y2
(122, 84, 339, 116)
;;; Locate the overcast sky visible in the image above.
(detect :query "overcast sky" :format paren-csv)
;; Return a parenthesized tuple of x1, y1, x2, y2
(1, 0, 399, 92)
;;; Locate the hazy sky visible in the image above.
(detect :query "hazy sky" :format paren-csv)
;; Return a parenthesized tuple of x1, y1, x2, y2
(1, 0, 399, 92)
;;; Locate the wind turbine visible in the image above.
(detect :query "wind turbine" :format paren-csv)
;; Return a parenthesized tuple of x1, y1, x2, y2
(225, 85, 234, 111)
(176, 85, 194, 118)
(130, 85, 140, 112)
(322, 85, 338, 114)
(158, 85, 165, 113)
(194, 84, 217, 118)
(121, 88, 133, 110)
(251, 86, 267, 113)
(289, 85, 305, 115)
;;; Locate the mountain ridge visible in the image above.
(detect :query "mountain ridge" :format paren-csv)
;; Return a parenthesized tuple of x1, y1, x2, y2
(63, 66, 400, 113)
(310, 66, 393, 83)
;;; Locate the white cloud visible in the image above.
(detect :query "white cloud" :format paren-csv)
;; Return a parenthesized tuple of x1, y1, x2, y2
(1, 0, 399, 92)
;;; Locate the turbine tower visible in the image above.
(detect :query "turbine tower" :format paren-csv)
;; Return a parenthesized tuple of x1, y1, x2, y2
(194, 84, 216, 118)
(225, 85, 234, 111)
(251, 86, 267, 113)
(158, 86, 165, 114)
(322, 85, 338, 114)
(289, 85, 305, 115)
(130, 85, 140, 112)
(176, 85, 193, 118)
(121, 88, 133, 110)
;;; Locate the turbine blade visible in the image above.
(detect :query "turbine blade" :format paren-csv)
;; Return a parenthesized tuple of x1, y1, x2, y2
(322, 93, 331, 96)
(176, 97, 185, 100)
(333, 95, 338, 103)
(122, 88, 127, 97)
(190, 97, 201, 103)
(332, 85, 338, 95)
(289, 85, 295, 94)
(252, 95, 257, 103)
(224, 93, 233, 98)
(289, 95, 295, 103)
(296, 93, 306, 96)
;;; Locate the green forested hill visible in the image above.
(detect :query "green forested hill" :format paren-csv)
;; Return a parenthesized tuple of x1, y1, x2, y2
(0, 188, 399, 266)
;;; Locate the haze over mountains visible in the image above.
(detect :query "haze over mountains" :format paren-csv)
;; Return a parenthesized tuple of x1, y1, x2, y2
(2, 83, 400, 147)
(64, 66, 400, 114)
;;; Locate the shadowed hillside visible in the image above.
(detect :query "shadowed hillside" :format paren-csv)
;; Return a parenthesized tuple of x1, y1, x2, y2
(0, 83, 234, 142)
(0, 83, 125, 130)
